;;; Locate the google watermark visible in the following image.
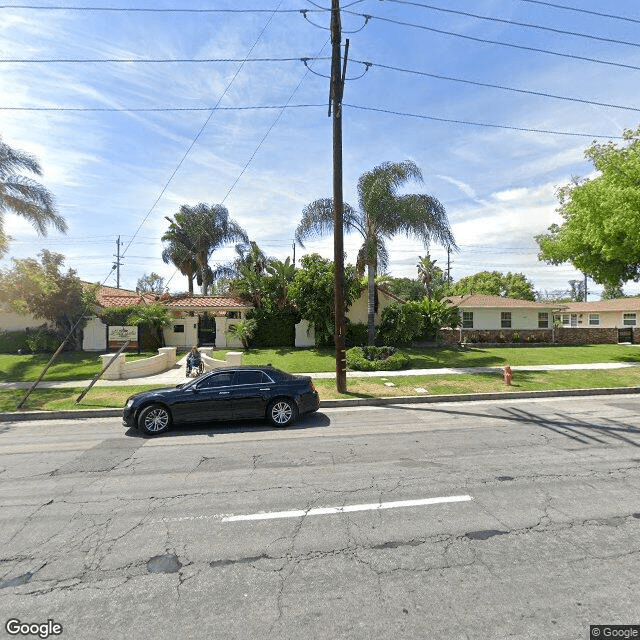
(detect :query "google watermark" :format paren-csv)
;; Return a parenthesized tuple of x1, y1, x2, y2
(5, 619, 63, 639)
(591, 626, 640, 639)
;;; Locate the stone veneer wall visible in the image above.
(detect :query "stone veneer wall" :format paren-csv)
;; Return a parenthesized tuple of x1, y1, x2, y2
(553, 327, 617, 345)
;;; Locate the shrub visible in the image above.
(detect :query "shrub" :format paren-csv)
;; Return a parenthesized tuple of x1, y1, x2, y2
(512, 331, 520, 343)
(376, 302, 424, 346)
(246, 306, 301, 347)
(25, 325, 63, 353)
(346, 346, 410, 371)
(346, 320, 368, 347)
(0, 330, 28, 353)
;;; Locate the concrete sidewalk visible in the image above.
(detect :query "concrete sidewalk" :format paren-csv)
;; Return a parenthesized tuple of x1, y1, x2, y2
(0, 358, 638, 390)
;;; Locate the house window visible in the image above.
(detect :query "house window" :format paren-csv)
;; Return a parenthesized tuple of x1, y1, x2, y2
(561, 313, 578, 327)
(462, 311, 473, 328)
(588, 314, 600, 326)
(623, 313, 637, 326)
(538, 312, 549, 328)
(173, 324, 185, 333)
(227, 311, 241, 319)
(501, 312, 512, 328)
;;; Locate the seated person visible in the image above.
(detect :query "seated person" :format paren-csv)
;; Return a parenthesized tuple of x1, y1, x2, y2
(186, 346, 202, 375)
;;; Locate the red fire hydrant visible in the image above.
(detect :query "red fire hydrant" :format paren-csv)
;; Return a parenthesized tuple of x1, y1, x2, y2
(502, 365, 513, 386)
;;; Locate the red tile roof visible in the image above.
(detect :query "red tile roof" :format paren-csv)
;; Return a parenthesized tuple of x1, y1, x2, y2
(87, 284, 156, 309)
(444, 294, 555, 309)
(165, 295, 250, 309)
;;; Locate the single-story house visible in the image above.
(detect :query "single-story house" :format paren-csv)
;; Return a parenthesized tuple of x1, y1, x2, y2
(442, 294, 557, 344)
(441, 294, 640, 345)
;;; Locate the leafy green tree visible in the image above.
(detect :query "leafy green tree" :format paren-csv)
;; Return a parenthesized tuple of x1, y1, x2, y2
(287, 254, 360, 346)
(382, 277, 428, 301)
(601, 282, 625, 300)
(136, 272, 166, 295)
(295, 160, 456, 345)
(127, 303, 172, 348)
(0, 250, 95, 349)
(224, 241, 272, 307)
(162, 203, 248, 294)
(0, 136, 67, 257)
(448, 271, 536, 301)
(536, 127, 640, 287)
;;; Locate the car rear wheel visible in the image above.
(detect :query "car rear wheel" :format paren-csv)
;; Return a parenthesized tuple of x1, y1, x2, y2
(138, 403, 171, 435)
(267, 398, 297, 428)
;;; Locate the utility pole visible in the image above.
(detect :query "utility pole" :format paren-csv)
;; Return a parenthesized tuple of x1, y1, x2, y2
(330, 0, 348, 393)
(113, 236, 123, 289)
(584, 272, 588, 302)
(446, 245, 452, 284)
(292, 240, 296, 267)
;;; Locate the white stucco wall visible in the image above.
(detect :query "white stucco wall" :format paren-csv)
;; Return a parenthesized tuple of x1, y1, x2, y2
(163, 315, 199, 348)
(462, 308, 553, 330)
(83, 316, 107, 351)
(295, 320, 315, 347)
(0, 310, 43, 332)
(347, 289, 398, 325)
(556, 310, 637, 329)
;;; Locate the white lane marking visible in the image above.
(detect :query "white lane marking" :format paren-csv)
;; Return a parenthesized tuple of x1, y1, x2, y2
(156, 495, 472, 524)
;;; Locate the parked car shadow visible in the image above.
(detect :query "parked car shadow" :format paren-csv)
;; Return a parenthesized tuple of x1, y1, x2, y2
(123, 411, 331, 439)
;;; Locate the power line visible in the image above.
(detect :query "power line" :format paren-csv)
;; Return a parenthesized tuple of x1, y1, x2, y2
(344, 103, 625, 139)
(518, 0, 640, 25)
(383, 0, 640, 48)
(122, 3, 286, 265)
(0, 56, 329, 64)
(355, 60, 640, 113)
(0, 103, 324, 112)
(0, 5, 322, 13)
(343, 10, 640, 72)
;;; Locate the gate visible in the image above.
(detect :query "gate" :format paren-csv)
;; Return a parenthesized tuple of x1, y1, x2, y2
(197, 312, 216, 345)
(618, 328, 633, 343)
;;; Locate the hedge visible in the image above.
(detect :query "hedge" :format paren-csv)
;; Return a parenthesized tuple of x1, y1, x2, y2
(346, 346, 410, 371)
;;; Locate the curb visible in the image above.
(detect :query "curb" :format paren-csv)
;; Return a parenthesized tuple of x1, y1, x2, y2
(1, 386, 639, 422)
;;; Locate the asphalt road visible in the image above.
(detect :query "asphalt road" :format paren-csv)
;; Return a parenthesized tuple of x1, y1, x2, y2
(1, 396, 639, 640)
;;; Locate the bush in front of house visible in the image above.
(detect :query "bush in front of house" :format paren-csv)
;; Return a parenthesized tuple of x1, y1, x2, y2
(246, 306, 301, 347)
(0, 330, 28, 353)
(346, 320, 368, 347)
(346, 346, 410, 371)
(376, 302, 425, 346)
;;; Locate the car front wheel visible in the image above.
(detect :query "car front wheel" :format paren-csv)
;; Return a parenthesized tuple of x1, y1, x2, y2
(138, 403, 172, 435)
(267, 399, 297, 428)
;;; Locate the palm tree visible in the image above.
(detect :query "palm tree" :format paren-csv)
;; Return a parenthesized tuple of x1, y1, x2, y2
(161, 203, 248, 294)
(0, 136, 67, 256)
(417, 254, 438, 300)
(295, 160, 457, 344)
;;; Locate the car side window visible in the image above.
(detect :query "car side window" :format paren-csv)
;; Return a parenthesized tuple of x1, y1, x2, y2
(197, 372, 235, 389)
(234, 370, 269, 386)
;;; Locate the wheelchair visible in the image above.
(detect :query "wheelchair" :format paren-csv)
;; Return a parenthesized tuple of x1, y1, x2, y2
(186, 359, 205, 378)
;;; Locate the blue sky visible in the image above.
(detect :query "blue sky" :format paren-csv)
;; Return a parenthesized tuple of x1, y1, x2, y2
(1, 0, 639, 299)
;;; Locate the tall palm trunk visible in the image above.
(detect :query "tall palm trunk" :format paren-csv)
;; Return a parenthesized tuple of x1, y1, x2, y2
(367, 262, 376, 345)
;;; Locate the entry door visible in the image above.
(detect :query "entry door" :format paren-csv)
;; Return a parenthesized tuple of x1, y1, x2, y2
(198, 312, 216, 345)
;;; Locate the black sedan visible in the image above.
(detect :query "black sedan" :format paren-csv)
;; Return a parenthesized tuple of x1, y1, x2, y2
(123, 365, 320, 435)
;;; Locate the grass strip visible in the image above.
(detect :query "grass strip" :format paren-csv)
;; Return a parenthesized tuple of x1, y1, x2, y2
(3, 368, 640, 412)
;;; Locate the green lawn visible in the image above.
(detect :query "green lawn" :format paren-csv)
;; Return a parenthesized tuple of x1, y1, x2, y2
(0, 344, 638, 383)
(0, 351, 160, 382)
(3, 367, 640, 412)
